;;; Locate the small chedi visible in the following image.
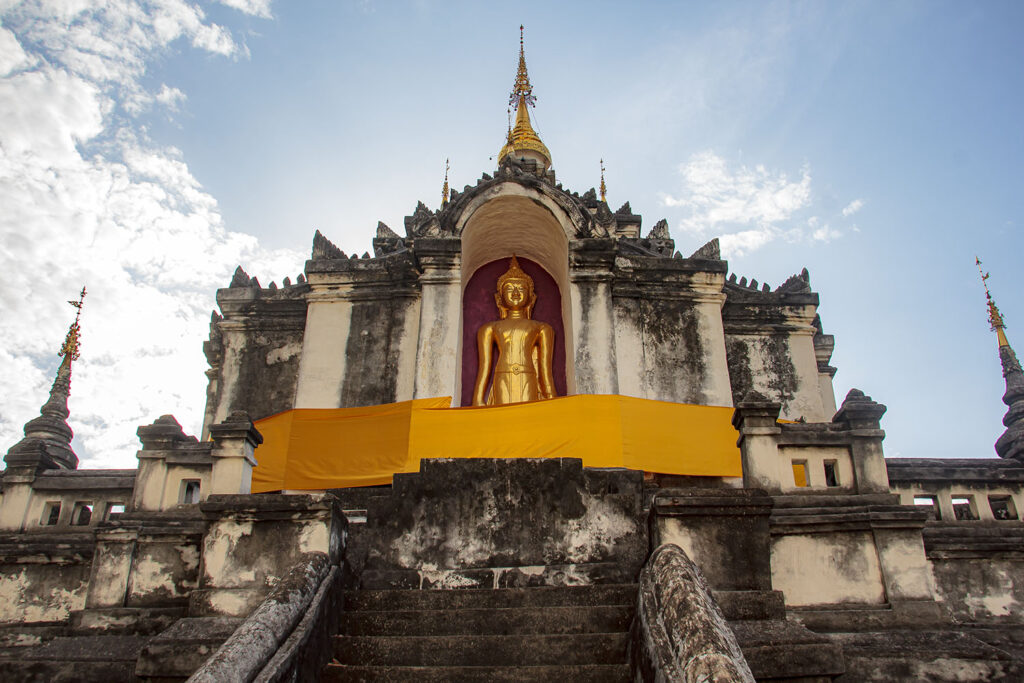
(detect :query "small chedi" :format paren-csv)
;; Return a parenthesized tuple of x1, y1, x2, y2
(0, 27, 1023, 683)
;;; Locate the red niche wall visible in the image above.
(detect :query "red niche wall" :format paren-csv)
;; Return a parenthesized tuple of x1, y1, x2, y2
(460, 257, 568, 406)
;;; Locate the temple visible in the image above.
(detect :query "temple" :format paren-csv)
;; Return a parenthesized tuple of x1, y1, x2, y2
(0, 28, 1023, 682)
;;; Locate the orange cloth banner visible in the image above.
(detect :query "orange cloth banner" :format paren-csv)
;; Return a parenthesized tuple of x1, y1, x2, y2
(252, 395, 741, 492)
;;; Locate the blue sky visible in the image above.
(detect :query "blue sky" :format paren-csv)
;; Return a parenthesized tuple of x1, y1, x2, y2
(0, 0, 1021, 466)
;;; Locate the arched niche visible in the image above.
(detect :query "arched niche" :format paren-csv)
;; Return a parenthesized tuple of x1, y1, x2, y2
(455, 189, 576, 405)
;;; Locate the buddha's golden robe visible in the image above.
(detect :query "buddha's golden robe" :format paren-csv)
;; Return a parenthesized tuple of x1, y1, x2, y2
(476, 318, 555, 405)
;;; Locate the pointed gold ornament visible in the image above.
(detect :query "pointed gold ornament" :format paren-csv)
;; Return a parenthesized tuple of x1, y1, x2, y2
(497, 26, 551, 168)
(441, 158, 450, 207)
(977, 257, 1009, 348)
(600, 159, 607, 203)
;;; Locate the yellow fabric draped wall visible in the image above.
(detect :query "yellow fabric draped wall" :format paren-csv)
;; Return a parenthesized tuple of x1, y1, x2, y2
(252, 395, 740, 493)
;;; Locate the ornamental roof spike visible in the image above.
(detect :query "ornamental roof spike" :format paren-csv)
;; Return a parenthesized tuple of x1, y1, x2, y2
(977, 256, 1010, 348)
(497, 25, 551, 170)
(441, 158, 450, 208)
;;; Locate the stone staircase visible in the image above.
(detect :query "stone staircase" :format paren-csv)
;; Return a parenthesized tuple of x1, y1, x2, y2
(321, 583, 636, 681)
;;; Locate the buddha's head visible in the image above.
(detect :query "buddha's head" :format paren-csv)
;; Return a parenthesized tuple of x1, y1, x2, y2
(495, 256, 536, 319)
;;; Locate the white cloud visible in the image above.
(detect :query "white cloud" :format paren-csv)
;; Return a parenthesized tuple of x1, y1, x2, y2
(217, 0, 273, 19)
(842, 198, 864, 217)
(155, 83, 186, 107)
(0, 1, 293, 469)
(812, 224, 842, 242)
(0, 25, 34, 75)
(661, 150, 813, 257)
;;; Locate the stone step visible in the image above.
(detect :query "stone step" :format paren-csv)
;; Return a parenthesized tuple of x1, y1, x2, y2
(0, 634, 150, 683)
(343, 604, 634, 636)
(334, 633, 630, 667)
(731, 620, 846, 680)
(358, 563, 637, 590)
(322, 663, 631, 682)
(345, 583, 637, 612)
(830, 630, 1024, 681)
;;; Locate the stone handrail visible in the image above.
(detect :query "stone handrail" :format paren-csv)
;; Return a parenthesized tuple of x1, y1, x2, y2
(188, 551, 335, 683)
(632, 543, 755, 682)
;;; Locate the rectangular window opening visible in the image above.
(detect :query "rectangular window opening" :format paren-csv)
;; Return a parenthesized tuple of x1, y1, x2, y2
(913, 495, 939, 520)
(823, 460, 840, 487)
(180, 479, 201, 505)
(989, 495, 1019, 521)
(71, 502, 93, 526)
(792, 461, 809, 488)
(41, 501, 61, 526)
(952, 496, 978, 521)
(104, 503, 125, 521)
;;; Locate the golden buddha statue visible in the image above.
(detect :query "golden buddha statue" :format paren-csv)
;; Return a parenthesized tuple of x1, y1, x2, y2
(472, 257, 557, 406)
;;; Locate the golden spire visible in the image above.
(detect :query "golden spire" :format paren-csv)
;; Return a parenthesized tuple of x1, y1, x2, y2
(977, 257, 1009, 348)
(600, 159, 607, 203)
(498, 25, 551, 169)
(60, 286, 87, 362)
(441, 158, 450, 207)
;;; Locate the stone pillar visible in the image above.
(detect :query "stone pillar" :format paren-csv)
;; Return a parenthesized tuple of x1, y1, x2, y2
(569, 240, 618, 395)
(832, 389, 890, 494)
(649, 488, 775, 592)
(208, 412, 261, 496)
(192, 494, 346, 617)
(84, 524, 139, 609)
(133, 416, 189, 512)
(935, 489, 957, 522)
(412, 239, 462, 401)
(813, 319, 838, 418)
(0, 464, 38, 531)
(294, 292, 354, 408)
(693, 276, 734, 408)
(786, 328, 829, 422)
(733, 394, 783, 493)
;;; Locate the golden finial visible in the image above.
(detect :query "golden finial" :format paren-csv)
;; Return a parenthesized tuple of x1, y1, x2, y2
(59, 286, 87, 361)
(510, 25, 535, 109)
(977, 257, 1009, 348)
(600, 159, 607, 203)
(441, 158, 450, 207)
(498, 26, 551, 168)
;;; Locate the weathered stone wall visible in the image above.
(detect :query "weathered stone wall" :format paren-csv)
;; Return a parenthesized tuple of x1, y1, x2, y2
(352, 458, 646, 589)
(612, 254, 732, 407)
(771, 531, 888, 606)
(84, 516, 203, 611)
(779, 445, 855, 492)
(932, 556, 1024, 623)
(204, 280, 308, 435)
(0, 469, 133, 532)
(723, 273, 826, 422)
(923, 525, 1024, 623)
(0, 533, 92, 624)
(294, 249, 421, 410)
(192, 493, 346, 617)
(888, 457, 1024, 522)
(649, 489, 773, 592)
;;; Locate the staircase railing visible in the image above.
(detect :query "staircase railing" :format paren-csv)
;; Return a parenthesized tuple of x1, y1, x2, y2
(632, 543, 755, 682)
(189, 551, 341, 683)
